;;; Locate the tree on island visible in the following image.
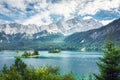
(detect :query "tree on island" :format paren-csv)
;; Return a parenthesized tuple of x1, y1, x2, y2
(22, 51, 32, 57)
(33, 50, 39, 55)
(94, 41, 120, 80)
(21, 50, 39, 57)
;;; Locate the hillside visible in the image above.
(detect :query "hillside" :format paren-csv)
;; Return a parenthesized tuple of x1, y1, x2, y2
(64, 18, 120, 51)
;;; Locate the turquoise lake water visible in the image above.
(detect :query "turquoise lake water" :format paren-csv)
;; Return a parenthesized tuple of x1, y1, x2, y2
(0, 50, 103, 76)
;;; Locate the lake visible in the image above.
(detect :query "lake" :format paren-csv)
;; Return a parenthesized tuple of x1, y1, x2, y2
(0, 50, 103, 76)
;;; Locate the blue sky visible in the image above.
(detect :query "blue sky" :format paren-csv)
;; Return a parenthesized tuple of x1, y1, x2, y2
(0, 0, 120, 25)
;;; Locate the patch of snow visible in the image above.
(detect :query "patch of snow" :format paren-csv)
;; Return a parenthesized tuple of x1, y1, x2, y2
(81, 47, 86, 52)
(81, 39, 85, 43)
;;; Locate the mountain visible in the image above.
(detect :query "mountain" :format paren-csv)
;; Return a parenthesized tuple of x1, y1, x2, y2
(0, 23, 40, 34)
(0, 23, 61, 35)
(0, 17, 103, 50)
(0, 31, 31, 43)
(0, 17, 102, 43)
(64, 18, 120, 51)
(56, 18, 103, 35)
(0, 18, 102, 35)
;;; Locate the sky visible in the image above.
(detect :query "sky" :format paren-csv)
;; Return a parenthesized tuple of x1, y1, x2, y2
(0, 0, 120, 26)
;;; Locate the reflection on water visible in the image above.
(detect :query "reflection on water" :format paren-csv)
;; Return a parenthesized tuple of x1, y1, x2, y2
(0, 50, 103, 75)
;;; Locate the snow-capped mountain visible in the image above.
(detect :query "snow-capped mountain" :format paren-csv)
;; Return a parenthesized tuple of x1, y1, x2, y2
(0, 23, 41, 35)
(0, 18, 103, 36)
(0, 23, 61, 35)
(56, 18, 103, 35)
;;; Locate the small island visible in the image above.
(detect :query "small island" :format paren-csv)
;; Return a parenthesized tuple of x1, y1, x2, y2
(16, 50, 40, 58)
(48, 49, 61, 53)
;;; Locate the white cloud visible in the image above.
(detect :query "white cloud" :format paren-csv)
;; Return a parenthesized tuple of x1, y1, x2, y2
(48, 0, 77, 19)
(0, 0, 26, 18)
(78, 0, 120, 15)
(0, 5, 11, 15)
(23, 0, 78, 25)
(0, 0, 120, 25)
(16, 0, 120, 25)
(1, 0, 26, 10)
(23, 11, 52, 26)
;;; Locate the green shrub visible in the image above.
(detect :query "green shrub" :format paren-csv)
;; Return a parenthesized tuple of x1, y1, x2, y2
(0, 58, 75, 80)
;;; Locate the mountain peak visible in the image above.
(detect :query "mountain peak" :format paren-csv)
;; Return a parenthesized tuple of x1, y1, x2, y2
(0, 17, 103, 35)
(56, 17, 103, 35)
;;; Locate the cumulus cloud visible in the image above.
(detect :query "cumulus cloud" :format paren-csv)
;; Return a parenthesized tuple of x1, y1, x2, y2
(78, 0, 120, 15)
(48, 0, 77, 19)
(23, 11, 52, 26)
(23, 0, 78, 25)
(0, 0, 120, 25)
(5, 0, 26, 10)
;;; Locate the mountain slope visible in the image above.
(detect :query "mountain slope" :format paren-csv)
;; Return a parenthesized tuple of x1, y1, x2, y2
(33, 30, 64, 42)
(0, 31, 64, 50)
(64, 18, 120, 51)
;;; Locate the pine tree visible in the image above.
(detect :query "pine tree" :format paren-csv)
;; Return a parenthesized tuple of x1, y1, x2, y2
(94, 41, 120, 80)
(14, 58, 27, 76)
(2, 64, 8, 74)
